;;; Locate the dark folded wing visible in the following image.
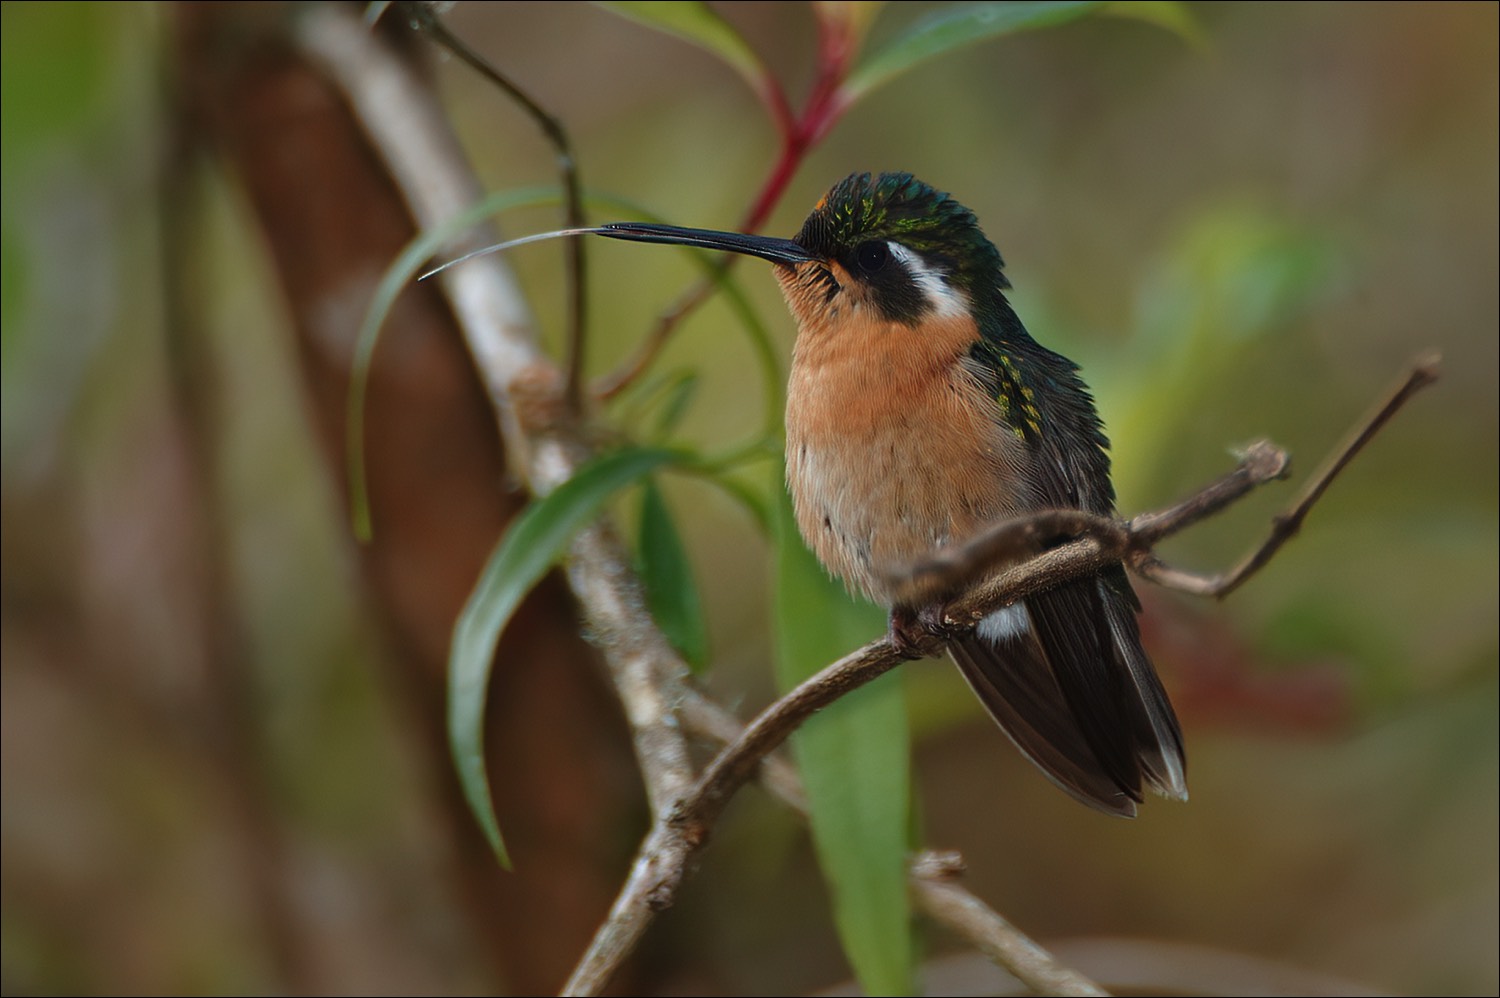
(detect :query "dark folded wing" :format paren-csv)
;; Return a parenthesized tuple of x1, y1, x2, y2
(950, 573, 1186, 815)
(962, 311, 1187, 809)
(951, 600, 1140, 817)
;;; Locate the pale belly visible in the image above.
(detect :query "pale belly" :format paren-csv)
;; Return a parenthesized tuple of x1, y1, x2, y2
(785, 355, 1029, 605)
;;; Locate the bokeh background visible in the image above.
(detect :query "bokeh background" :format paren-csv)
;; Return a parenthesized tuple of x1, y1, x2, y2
(3, 2, 1495, 994)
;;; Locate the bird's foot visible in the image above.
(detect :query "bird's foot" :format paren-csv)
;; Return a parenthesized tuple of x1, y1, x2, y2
(888, 602, 961, 660)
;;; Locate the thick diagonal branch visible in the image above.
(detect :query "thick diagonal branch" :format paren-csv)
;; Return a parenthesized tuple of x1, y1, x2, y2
(297, 2, 696, 826)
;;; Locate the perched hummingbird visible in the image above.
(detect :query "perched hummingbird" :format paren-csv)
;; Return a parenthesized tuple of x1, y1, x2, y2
(599, 172, 1186, 816)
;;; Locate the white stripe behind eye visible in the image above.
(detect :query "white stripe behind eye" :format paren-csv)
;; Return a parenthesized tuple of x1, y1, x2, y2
(887, 241, 966, 317)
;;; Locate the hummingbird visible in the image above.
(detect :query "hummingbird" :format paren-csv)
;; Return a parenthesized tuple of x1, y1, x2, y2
(597, 171, 1186, 816)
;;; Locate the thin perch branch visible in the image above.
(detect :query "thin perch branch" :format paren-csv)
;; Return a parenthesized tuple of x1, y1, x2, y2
(1131, 354, 1440, 598)
(677, 687, 807, 812)
(888, 351, 1438, 611)
(910, 852, 1109, 997)
(886, 440, 1291, 609)
(595, 276, 717, 400)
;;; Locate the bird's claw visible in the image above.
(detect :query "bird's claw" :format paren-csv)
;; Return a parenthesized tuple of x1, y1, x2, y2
(888, 603, 960, 660)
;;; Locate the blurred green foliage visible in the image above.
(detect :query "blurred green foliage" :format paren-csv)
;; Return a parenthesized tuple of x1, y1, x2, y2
(773, 484, 911, 994)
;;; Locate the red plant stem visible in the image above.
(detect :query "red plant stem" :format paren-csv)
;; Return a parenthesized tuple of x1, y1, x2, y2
(738, 12, 857, 234)
(756, 74, 797, 148)
(599, 9, 859, 401)
(739, 136, 805, 234)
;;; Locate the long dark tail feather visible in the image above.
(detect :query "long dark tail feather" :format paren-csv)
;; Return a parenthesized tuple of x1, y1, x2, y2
(1101, 585, 1188, 799)
(950, 627, 1140, 816)
(949, 571, 1186, 816)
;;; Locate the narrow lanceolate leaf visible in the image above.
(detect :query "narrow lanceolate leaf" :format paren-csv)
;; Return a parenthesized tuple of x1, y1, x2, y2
(650, 370, 701, 439)
(594, 2, 775, 102)
(1103, 0, 1206, 50)
(772, 485, 914, 996)
(348, 185, 554, 541)
(450, 447, 679, 865)
(637, 477, 709, 671)
(843, 1, 1103, 102)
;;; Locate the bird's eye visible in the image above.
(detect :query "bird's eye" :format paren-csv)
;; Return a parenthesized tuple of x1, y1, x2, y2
(855, 240, 888, 273)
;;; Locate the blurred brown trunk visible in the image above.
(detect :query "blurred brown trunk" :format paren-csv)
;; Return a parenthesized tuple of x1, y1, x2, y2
(170, 4, 644, 993)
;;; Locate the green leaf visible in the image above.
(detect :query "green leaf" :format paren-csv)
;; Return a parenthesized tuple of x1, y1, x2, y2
(843, 1, 1104, 102)
(348, 186, 556, 540)
(595, 2, 775, 101)
(1, 3, 113, 156)
(637, 477, 710, 670)
(617, 367, 701, 441)
(450, 447, 680, 865)
(650, 370, 701, 439)
(772, 484, 913, 995)
(1102, 0, 1207, 50)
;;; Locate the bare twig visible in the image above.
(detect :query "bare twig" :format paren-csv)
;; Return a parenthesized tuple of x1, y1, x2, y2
(888, 353, 1438, 614)
(1127, 438, 1294, 544)
(676, 687, 807, 812)
(399, 1, 591, 409)
(886, 440, 1291, 609)
(679, 644, 907, 832)
(910, 853, 1109, 997)
(594, 276, 717, 400)
(1133, 354, 1440, 598)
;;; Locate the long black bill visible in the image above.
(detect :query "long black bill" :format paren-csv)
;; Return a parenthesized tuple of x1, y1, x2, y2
(596, 222, 816, 265)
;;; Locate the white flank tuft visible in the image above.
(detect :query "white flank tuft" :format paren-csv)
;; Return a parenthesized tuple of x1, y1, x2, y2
(976, 603, 1031, 644)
